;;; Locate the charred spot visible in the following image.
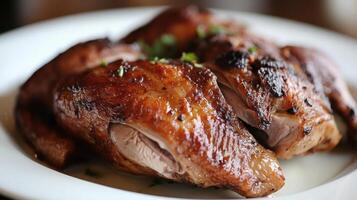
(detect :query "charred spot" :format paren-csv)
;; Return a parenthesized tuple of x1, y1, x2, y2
(349, 107, 355, 117)
(215, 50, 249, 69)
(304, 98, 313, 107)
(177, 114, 184, 121)
(253, 56, 286, 98)
(74, 105, 80, 118)
(287, 107, 298, 114)
(222, 110, 234, 122)
(257, 67, 285, 97)
(167, 110, 174, 116)
(252, 56, 285, 69)
(162, 87, 167, 90)
(77, 99, 95, 111)
(255, 107, 271, 130)
(112, 114, 126, 123)
(303, 126, 312, 135)
(66, 84, 81, 93)
(111, 105, 126, 123)
(215, 105, 234, 122)
(299, 62, 316, 84)
(260, 118, 272, 130)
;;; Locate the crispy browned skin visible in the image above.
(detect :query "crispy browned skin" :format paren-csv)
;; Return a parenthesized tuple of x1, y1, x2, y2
(53, 60, 284, 197)
(120, 6, 341, 158)
(16, 39, 142, 168)
(281, 46, 357, 139)
(122, 5, 249, 58)
(18, 39, 142, 109)
(15, 104, 75, 168)
(192, 31, 341, 158)
(121, 5, 213, 54)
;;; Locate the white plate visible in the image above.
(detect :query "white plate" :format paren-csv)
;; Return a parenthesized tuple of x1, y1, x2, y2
(0, 6, 357, 200)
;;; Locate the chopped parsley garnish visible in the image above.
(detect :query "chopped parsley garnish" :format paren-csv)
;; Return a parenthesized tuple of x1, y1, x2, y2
(150, 57, 169, 64)
(196, 24, 230, 39)
(194, 63, 203, 68)
(248, 46, 258, 54)
(208, 24, 227, 35)
(196, 25, 206, 39)
(180, 52, 199, 63)
(138, 34, 177, 59)
(160, 34, 176, 46)
(116, 66, 125, 77)
(100, 59, 108, 67)
(180, 52, 203, 68)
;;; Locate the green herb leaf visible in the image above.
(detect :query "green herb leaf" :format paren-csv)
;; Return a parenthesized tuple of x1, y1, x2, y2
(158, 58, 169, 64)
(138, 40, 151, 55)
(248, 46, 258, 54)
(100, 59, 108, 67)
(209, 24, 227, 35)
(150, 56, 159, 63)
(160, 34, 176, 46)
(196, 25, 206, 39)
(194, 63, 203, 68)
(138, 34, 177, 59)
(150, 57, 169, 64)
(116, 66, 125, 77)
(180, 52, 199, 63)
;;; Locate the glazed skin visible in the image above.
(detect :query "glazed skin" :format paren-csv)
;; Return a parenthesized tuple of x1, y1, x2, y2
(15, 39, 142, 168)
(193, 32, 341, 158)
(122, 5, 342, 158)
(122, 5, 213, 54)
(53, 60, 284, 197)
(281, 46, 357, 140)
(14, 5, 356, 198)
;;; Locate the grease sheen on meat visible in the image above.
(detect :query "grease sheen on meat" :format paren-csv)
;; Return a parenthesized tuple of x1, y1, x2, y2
(193, 32, 341, 158)
(53, 60, 284, 197)
(281, 46, 357, 140)
(122, 5, 342, 158)
(15, 39, 143, 168)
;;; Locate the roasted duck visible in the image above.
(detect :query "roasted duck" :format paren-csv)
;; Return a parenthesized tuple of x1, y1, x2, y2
(281, 46, 357, 140)
(16, 39, 142, 168)
(192, 32, 341, 158)
(122, 5, 346, 159)
(14, 5, 357, 198)
(53, 59, 284, 197)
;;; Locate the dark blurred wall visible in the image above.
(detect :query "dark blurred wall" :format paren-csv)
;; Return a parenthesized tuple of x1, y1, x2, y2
(0, 0, 17, 33)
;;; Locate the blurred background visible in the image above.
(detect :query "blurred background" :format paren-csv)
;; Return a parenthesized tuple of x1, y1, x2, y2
(1, 0, 357, 38)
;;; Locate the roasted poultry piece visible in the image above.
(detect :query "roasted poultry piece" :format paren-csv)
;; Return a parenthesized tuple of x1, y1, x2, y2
(122, 5, 212, 57)
(193, 33, 341, 158)
(53, 59, 284, 197)
(281, 46, 357, 140)
(122, 5, 244, 58)
(14, 4, 357, 198)
(123, 5, 344, 159)
(15, 39, 142, 168)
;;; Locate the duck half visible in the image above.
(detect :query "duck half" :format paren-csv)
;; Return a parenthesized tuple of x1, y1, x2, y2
(53, 59, 284, 197)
